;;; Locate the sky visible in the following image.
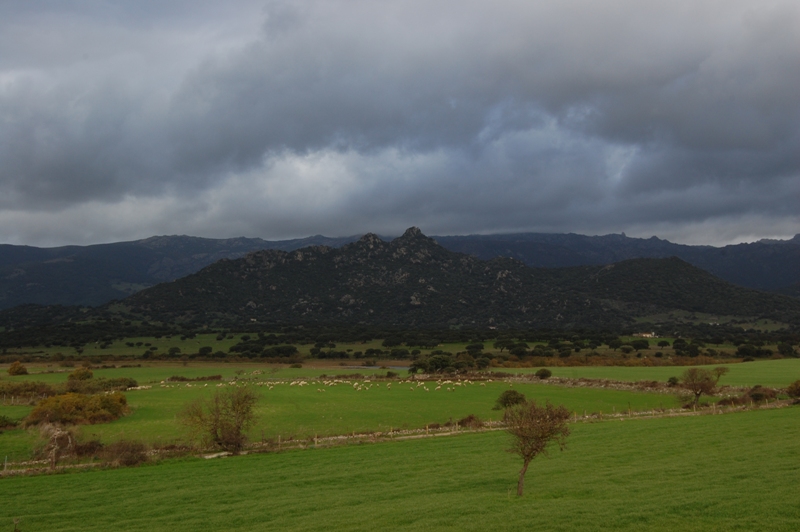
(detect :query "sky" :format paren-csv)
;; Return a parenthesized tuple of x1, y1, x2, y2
(1, 0, 798, 247)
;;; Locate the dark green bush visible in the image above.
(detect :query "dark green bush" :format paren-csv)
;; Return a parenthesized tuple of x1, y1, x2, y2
(0, 415, 19, 429)
(535, 368, 552, 379)
(493, 390, 527, 410)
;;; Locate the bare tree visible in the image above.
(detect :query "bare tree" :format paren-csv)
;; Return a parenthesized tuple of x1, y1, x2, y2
(505, 401, 571, 496)
(180, 387, 259, 454)
(681, 366, 729, 406)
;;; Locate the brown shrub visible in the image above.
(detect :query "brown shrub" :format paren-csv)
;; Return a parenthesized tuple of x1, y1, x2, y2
(25, 392, 129, 426)
(65, 377, 138, 393)
(74, 439, 104, 458)
(103, 440, 148, 466)
(746, 385, 777, 403)
(0, 380, 58, 400)
(67, 367, 93, 381)
(787, 380, 800, 398)
(457, 414, 484, 429)
(7, 361, 28, 376)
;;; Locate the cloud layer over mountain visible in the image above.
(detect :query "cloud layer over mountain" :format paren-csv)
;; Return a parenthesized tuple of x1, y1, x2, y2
(1, 0, 798, 246)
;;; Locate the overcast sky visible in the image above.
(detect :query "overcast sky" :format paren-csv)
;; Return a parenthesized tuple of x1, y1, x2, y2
(1, 0, 798, 247)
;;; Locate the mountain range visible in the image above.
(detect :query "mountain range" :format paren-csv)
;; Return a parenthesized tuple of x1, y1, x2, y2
(1, 229, 799, 310)
(118, 228, 800, 330)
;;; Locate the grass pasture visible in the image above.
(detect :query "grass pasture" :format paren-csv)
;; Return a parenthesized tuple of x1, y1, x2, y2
(3, 407, 799, 531)
(530, 358, 800, 388)
(0, 372, 678, 459)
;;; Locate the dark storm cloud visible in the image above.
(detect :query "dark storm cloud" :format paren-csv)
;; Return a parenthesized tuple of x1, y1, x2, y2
(0, 0, 797, 246)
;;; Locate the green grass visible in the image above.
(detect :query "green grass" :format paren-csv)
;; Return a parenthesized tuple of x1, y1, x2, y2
(0, 375, 677, 458)
(2, 407, 798, 531)
(2, 362, 391, 386)
(7, 381, 675, 451)
(7, 357, 798, 388)
(510, 358, 800, 388)
(2, 358, 796, 461)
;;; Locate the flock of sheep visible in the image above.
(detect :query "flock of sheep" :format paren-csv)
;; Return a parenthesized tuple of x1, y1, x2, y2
(148, 374, 498, 394)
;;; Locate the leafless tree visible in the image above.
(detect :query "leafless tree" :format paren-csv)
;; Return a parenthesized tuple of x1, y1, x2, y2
(504, 401, 571, 496)
(180, 387, 259, 454)
(681, 366, 729, 406)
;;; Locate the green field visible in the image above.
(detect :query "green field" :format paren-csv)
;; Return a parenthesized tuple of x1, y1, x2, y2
(0, 370, 678, 460)
(3, 407, 798, 531)
(533, 358, 800, 388)
(2, 358, 797, 459)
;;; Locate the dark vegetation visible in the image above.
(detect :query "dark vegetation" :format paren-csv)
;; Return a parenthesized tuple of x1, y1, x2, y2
(787, 380, 800, 399)
(2, 319, 798, 369)
(493, 390, 527, 410)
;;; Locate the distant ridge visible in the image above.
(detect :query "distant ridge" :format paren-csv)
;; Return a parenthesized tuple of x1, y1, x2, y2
(0, 229, 798, 309)
(120, 228, 800, 329)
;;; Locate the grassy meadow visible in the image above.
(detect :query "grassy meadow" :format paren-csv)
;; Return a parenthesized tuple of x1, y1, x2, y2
(2, 407, 798, 531)
(1, 362, 681, 460)
(532, 358, 800, 387)
(2, 356, 799, 530)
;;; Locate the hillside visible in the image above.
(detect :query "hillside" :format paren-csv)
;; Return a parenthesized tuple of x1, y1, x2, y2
(0, 234, 358, 309)
(435, 232, 800, 291)
(2, 230, 799, 311)
(122, 228, 800, 329)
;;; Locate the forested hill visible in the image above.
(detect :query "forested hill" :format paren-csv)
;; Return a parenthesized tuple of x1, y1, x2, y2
(434, 232, 800, 292)
(121, 228, 800, 329)
(0, 234, 358, 309)
(2, 230, 798, 310)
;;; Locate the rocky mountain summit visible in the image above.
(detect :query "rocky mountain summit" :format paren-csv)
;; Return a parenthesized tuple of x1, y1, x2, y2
(123, 228, 800, 329)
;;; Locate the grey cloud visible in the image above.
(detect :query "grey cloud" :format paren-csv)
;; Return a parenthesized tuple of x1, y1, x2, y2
(0, 0, 797, 245)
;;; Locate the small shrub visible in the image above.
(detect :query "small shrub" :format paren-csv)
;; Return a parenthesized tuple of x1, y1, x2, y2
(746, 385, 777, 403)
(493, 390, 527, 410)
(289, 363, 303, 368)
(0, 415, 19, 429)
(7, 361, 28, 376)
(457, 414, 484, 429)
(68, 367, 93, 381)
(535, 368, 552, 380)
(786, 380, 800, 398)
(667, 376, 679, 387)
(103, 440, 148, 466)
(385, 371, 399, 378)
(180, 387, 259, 453)
(74, 439, 104, 458)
